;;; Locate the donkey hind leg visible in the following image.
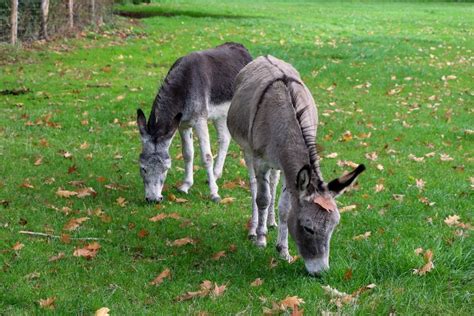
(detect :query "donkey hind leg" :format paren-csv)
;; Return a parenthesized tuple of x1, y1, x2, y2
(194, 119, 220, 202)
(177, 127, 194, 194)
(267, 169, 280, 229)
(276, 179, 292, 261)
(244, 152, 258, 240)
(212, 118, 231, 180)
(254, 161, 271, 248)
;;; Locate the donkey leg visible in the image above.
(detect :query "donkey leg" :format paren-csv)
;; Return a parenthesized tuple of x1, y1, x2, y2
(212, 118, 231, 180)
(194, 119, 220, 202)
(178, 127, 194, 194)
(267, 169, 280, 229)
(244, 152, 258, 240)
(254, 162, 271, 248)
(276, 179, 292, 261)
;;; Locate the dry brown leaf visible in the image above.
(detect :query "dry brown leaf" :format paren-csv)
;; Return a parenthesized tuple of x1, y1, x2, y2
(343, 268, 353, 280)
(63, 217, 89, 231)
(12, 241, 24, 251)
(220, 197, 235, 204)
(212, 283, 227, 297)
(280, 296, 305, 310)
(392, 194, 405, 202)
(415, 179, 425, 190)
(56, 188, 77, 198)
(440, 153, 453, 161)
(20, 180, 34, 189)
(376, 164, 384, 171)
(150, 268, 171, 286)
(34, 156, 43, 166)
(291, 305, 304, 316)
(408, 154, 424, 162)
(212, 251, 226, 261)
(322, 283, 375, 307)
(341, 130, 353, 142)
(175, 197, 188, 203)
(444, 215, 472, 230)
(95, 307, 110, 316)
(340, 205, 357, 212)
(76, 187, 97, 198)
(73, 242, 101, 259)
(353, 231, 371, 240)
(337, 160, 359, 168)
(251, 278, 263, 287)
(175, 280, 217, 302)
(48, 252, 65, 262)
(116, 196, 127, 207)
(365, 152, 378, 161)
(325, 152, 338, 159)
(171, 237, 195, 247)
(413, 249, 434, 275)
(375, 184, 385, 192)
(149, 213, 167, 222)
(39, 297, 56, 309)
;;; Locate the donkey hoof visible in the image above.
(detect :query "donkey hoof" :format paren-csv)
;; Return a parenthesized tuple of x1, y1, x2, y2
(248, 234, 257, 241)
(255, 235, 267, 248)
(267, 221, 278, 229)
(210, 194, 221, 203)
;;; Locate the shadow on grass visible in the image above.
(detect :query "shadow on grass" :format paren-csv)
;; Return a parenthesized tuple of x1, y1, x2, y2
(114, 6, 260, 20)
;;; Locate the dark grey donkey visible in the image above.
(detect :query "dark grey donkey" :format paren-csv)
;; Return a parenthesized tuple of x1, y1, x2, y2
(137, 43, 252, 203)
(227, 55, 365, 275)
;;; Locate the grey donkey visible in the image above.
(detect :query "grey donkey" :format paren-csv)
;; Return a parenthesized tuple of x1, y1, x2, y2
(137, 43, 252, 203)
(227, 55, 365, 275)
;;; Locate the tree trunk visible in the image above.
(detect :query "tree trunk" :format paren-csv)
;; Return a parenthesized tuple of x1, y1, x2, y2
(10, 0, 18, 44)
(69, 0, 74, 30)
(91, 0, 96, 25)
(40, 0, 50, 40)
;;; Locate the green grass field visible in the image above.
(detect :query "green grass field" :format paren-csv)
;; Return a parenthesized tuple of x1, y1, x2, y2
(1, 0, 473, 314)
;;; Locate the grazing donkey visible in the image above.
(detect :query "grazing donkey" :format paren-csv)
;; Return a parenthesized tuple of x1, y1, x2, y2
(227, 55, 365, 275)
(137, 43, 252, 203)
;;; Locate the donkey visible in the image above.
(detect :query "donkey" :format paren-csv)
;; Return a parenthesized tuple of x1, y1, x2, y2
(136, 43, 252, 203)
(227, 55, 365, 275)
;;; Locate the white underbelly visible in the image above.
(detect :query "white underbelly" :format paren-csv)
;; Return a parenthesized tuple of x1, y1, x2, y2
(208, 102, 231, 121)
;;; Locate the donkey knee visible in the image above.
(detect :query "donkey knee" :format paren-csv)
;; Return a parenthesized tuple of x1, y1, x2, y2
(256, 192, 271, 211)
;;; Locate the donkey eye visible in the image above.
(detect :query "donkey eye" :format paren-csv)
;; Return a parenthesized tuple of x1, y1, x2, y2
(141, 167, 147, 174)
(303, 226, 315, 235)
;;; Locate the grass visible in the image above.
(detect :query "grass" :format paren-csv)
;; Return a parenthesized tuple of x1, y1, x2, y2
(1, 0, 473, 314)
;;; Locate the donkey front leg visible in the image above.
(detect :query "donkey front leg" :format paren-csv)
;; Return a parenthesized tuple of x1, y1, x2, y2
(267, 169, 280, 228)
(276, 180, 292, 261)
(212, 118, 231, 180)
(244, 152, 258, 240)
(254, 162, 271, 248)
(178, 127, 194, 194)
(194, 119, 220, 202)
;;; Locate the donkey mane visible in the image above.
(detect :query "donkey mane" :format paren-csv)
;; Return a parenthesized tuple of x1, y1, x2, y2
(257, 56, 323, 181)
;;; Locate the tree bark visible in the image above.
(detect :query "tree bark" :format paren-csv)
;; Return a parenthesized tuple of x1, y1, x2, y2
(40, 0, 50, 40)
(10, 0, 18, 44)
(69, 0, 74, 30)
(91, 0, 96, 25)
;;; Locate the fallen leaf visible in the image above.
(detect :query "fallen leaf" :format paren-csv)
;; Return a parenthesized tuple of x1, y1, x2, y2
(375, 184, 384, 192)
(212, 283, 227, 297)
(280, 296, 305, 310)
(337, 160, 359, 168)
(325, 152, 338, 159)
(150, 268, 171, 286)
(63, 217, 89, 231)
(220, 197, 235, 204)
(20, 180, 34, 189)
(76, 187, 97, 198)
(175, 197, 188, 203)
(343, 268, 353, 280)
(34, 156, 43, 166)
(56, 188, 78, 198)
(171, 237, 195, 247)
(341, 130, 353, 142)
(212, 251, 226, 261)
(444, 215, 472, 230)
(251, 278, 263, 287)
(137, 229, 149, 238)
(439, 153, 453, 161)
(365, 152, 378, 161)
(116, 196, 127, 207)
(95, 307, 110, 316)
(376, 164, 384, 171)
(80, 142, 89, 150)
(340, 205, 357, 212)
(408, 154, 424, 163)
(353, 231, 371, 240)
(39, 297, 56, 309)
(73, 242, 101, 259)
(62, 151, 73, 159)
(413, 249, 434, 275)
(322, 283, 375, 307)
(415, 179, 425, 190)
(392, 194, 405, 202)
(149, 213, 168, 222)
(175, 280, 217, 301)
(12, 241, 24, 251)
(48, 252, 65, 262)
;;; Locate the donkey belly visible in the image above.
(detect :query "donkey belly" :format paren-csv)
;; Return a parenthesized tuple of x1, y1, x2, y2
(208, 102, 231, 121)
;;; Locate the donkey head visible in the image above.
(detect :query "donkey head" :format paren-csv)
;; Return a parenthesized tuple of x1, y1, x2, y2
(289, 164, 365, 275)
(136, 109, 180, 203)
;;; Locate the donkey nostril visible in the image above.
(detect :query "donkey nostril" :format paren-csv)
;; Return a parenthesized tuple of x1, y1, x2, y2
(157, 196, 163, 202)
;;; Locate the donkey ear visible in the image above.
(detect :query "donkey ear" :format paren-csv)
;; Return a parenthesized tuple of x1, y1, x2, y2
(328, 164, 365, 197)
(137, 109, 148, 136)
(296, 165, 311, 192)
